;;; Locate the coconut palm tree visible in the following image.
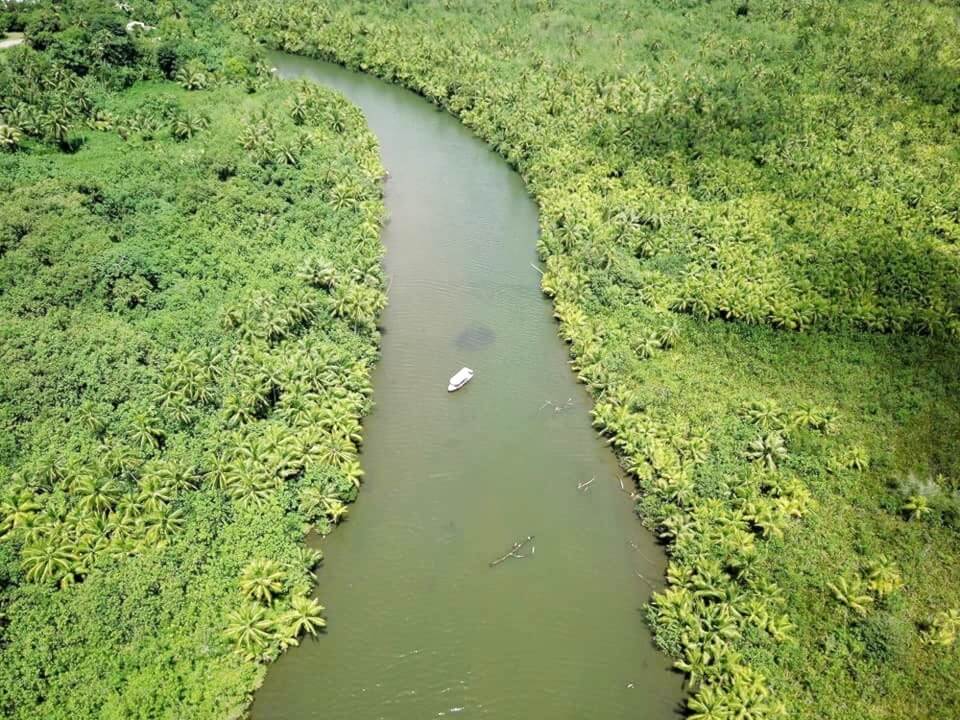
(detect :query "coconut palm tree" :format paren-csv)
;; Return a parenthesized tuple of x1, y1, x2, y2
(288, 94, 310, 125)
(203, 451, 232, 491)
(299, 483, 335, 519)
(828, 575, 874, 616)
(286, 290, 318, 326)
(296, 547, 324, 575)
(699, 602, 741, 645)
(277, 393, 314, 429)
(87, 109, 115, 131)
(101, 443, 141, 481)
(25, 454, 68, 491)
(686, 682, 730, 720)
(137, 474, 174, 514)
(225, 602, 275, 658)
(309, 432, 357, 469)
(743, 500, 785, 540)
(240, 558, 286, 605)
(329, 284, 355, 322)
(845, 445, 869, 471)
(229, 470, 279, 509)
(75, 514, 111, 568)
(674, 644, 714, 688)
(657, 472, 697, 508)
(788, 403, 826, 432)
(76, 476, 122, 516)
(176, 59, 209, 91)
(740, 598, 769, 631)
(635, 332, 661, 360)
(222, 392, 257, 427)
(771, 494, 805, 522)
(145, 508, 186, 546)
(325, 498, 349, 525)
(300, 480, 350, 524)
(902, 494, 930, 520)
(7, 102, 39, 138)
(76, 400, 107, 437)
(171, 112, 208, 140)
(923, 609, 960, 647)
(21, 535, 77, 585)
(766, 613, 795, 643)
(680, 433, 711, 465)
(152, 461, 198, 493)
(273, 139, 300, 166)
(107, 502, 143, 540)
(739, 400, 784, 431)
(745, 433, 787, 471)
(129, 410, 164, 452)
(689, 560, 729, 602)
(0, 488, 42, 539)
(282, 594, 327, 638)
(865, 555, 903, 598)
(316, 404, 363, 445)
(41, 109, 72, 148)
(341, 459, 365, 489)
(238, 120, 276, 164)
(297, 257, 337, 290)
(0, 124, 22, 151)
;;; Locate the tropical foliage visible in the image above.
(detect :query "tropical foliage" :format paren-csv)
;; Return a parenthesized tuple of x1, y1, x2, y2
(0, 2, 382, 717)
(217, 1, 960, 718)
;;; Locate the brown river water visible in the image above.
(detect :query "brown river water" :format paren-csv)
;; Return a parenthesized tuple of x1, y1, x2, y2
(252, 51, 683, 720)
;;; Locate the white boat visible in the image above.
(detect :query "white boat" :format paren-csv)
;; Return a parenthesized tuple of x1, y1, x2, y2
(447, 367, 474, 392)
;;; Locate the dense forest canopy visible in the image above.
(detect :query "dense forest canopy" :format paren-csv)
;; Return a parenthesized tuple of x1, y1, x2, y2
(1, 1, 959, 719)
(216, 1, 960, 719)
(227, 0, 960, 338)
(0, 2, 385, 717)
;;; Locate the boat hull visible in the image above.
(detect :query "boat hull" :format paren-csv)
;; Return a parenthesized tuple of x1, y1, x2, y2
(447, 368, 474, 392)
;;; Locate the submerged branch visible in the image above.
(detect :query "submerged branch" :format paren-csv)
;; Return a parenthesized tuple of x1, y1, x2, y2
(489, 535, 535, 567)
(635, 570, 658, 592)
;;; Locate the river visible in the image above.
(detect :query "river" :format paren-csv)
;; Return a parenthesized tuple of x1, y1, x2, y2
(254, 51, 682, 720)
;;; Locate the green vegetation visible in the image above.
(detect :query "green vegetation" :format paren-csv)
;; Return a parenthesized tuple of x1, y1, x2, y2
(3, 0, 959, 717)
(219, 1, 960, 718)
(0, 2, 383, 717)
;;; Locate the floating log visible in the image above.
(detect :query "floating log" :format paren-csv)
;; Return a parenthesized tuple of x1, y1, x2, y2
(577, 476, 595, 492)
(489, 535, 535, 567)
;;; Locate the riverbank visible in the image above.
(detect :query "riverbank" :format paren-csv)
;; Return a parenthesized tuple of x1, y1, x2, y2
(0, 6, 386, 717)
(219, 2, 960, 718)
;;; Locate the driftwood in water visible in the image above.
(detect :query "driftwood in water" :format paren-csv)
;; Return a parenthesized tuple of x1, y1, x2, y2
(577, 476, 595, 492)
(538, 397, 574, 414)
(490, 535, 535, 567)
(617, 475, 640, 500)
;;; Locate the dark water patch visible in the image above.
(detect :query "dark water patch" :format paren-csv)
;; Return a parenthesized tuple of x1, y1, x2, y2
(455, 321, 496, 350)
